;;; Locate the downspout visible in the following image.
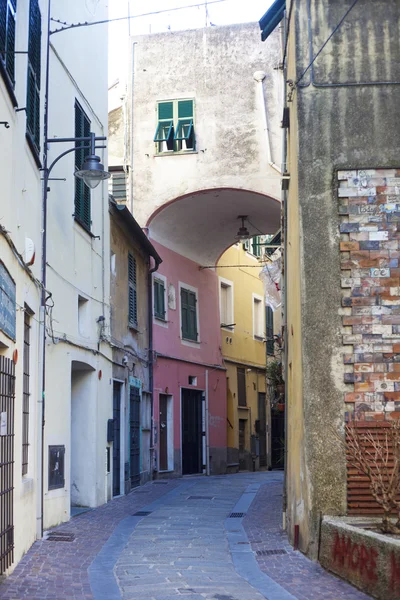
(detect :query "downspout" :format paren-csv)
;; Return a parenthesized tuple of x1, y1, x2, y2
(148, 256, 161, 477)
(254, 70, 281, 174)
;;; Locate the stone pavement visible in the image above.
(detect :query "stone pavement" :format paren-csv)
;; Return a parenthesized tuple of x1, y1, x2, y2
(0, 472, 371, 600)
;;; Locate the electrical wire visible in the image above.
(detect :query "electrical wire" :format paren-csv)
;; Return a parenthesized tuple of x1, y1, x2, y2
(295, 0, 360, 87)
(282, 0, 294, 69)
(50, 0, 228, 34)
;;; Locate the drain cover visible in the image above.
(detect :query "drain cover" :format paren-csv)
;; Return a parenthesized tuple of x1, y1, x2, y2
(133, 511, 152, 516)
(229, 512, 246, 518)
(152, 481, 168, 485)
(256, 549, 287, 556)
(188, 495, 214, 500)
(45, 532, 75, 542)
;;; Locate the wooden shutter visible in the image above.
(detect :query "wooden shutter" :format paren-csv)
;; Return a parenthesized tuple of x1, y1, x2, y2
(26, 0, 41, 152)
(178, 100, 193, 119)
(266, 306, 274, 355)
(158, 102, 173, 120)
(0, 0, 17, 84)
(237, 368, 247, 407)
(154, 279, 165, 319)
(128, 253, 137, 326)
(74, 101, 91, 230)
(181, 288, 197, 341)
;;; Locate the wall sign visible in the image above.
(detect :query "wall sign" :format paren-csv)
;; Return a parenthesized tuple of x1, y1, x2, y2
(0, 262, 16, 341)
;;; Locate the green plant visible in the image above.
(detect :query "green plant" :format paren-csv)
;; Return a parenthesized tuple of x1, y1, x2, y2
(266, 360, 284, 387)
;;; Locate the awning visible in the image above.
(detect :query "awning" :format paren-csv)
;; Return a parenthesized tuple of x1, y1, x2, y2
(259, 0, 285, 42)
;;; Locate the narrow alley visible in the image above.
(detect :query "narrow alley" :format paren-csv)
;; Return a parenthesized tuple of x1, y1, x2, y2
(0, 473, 369, 600)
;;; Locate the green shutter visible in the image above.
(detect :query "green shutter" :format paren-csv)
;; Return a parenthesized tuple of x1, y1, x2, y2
(128, 254, 137, 326)
(0, 0, 17, 85)
(181, 288, 197, 341)
(74, 101, 91, 231)
(26, 0, 41, 152)
(154, 279, 165, 320)
(266, 306, 274, 355)
(158, 102, 173, 120)
(178, 100, 193, 119)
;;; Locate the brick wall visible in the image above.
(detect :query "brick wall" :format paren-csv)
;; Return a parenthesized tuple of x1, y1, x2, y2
(339, 169, 400, 421)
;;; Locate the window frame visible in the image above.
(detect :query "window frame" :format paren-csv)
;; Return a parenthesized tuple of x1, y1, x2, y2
(128, 252, 138, 329)
(154, 98, 196, 154)
(153, 276, 166, 321)
(74, 100, 91, 232)
(237, 368, 247, 407)
(26, 0, 41, 157)
(0, 0, 17, 101)
(219, 276, 234, 331)
(252, 293, 264, 341)
(179, 282, 199, 344)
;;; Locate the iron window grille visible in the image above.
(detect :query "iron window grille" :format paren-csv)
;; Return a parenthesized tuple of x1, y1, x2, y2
(0, 0, 17, 86)
(74, 100, 91, 231)
(48, 445, 65, 490)
(154, 99, 195, 153)
(26, 0, 41, 154)
(128, 253, 138, 327)
(154, 278, 165, 320)
(181, 287, 198, 341)
(266, 306, 274, 355)
(22, 307, 31, 476)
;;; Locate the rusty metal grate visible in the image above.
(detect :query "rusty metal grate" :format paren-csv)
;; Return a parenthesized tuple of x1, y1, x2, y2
(229, 512, 246, 518)
(188, 495, 214, 500)
(133, 511, 152, 516)
(0, 357, 15, 574)
(46, 531, 75, 542)
(256, 548, 287, 556)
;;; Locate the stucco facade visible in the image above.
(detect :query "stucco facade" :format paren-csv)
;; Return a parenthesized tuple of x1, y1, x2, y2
(283, 0, 400, 558)
(0, 0, 110, 573)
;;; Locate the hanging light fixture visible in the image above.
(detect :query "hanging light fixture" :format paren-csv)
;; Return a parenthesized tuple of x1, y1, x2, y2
(74, 132, 111, 189)
(235, 215, 251, 241)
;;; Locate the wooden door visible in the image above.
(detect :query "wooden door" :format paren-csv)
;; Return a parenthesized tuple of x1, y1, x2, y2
(159, 394, 168, 471)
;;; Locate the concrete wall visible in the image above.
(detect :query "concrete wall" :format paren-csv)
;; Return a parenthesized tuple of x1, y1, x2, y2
(108, 22, 282, 226)
(286, 0, 400, 557)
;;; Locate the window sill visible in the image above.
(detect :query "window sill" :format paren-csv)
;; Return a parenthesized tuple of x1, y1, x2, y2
(26, 132, 42, 169)
(254, 335, 264, 342)
(73, 217, 95, 237)
(155, 150, 198, 157)
(182, 337, 200, 344)
(238, 405, 249, 410)
(0, 60, 18, 108)
(128, 323, 140, 333)
(154, 315, 166, 322)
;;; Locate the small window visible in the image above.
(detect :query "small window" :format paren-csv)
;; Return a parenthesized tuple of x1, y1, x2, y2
(0, 0, 17, 86)
(128, 253, 137, 327)
(26, 0, 41, 154)
(78, 295, 89, 337)
(74, 100, 91, 231)
(154, 99, 195, 153)
(253, 296, 264, 340)
(266, 306, 274, 355)
(244, 236, 263, 257)
(48, 445, 65, 490)
(219, 279, 233, 329)
(237, 367, 246, 407)
(181, 287, 198, 341)
(154, 278, 166, 320)
(188, 376, 197, 386)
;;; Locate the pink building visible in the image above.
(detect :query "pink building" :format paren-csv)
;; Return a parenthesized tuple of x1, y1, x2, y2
(151, 242, 227, 476)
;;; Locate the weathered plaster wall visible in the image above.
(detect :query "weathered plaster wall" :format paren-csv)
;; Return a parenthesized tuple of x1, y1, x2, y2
(124, 22, 282, 226)
(287, 0, 400, 558)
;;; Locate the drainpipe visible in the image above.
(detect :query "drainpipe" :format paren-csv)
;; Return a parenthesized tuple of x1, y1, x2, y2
(254, 70, 281, 174)
(148, 256, 161, 477)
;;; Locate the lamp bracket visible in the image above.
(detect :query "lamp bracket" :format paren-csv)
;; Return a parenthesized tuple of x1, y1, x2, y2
(0, 121, 10, 129)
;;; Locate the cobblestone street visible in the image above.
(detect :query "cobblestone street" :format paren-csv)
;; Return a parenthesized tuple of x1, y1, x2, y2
(0, 473, 370, 600)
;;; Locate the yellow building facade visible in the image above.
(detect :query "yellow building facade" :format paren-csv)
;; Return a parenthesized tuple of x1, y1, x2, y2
(217, 240, 280, 471)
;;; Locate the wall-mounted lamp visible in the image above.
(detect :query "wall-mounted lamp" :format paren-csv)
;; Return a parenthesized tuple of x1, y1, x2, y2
(235, 215, 251, 241)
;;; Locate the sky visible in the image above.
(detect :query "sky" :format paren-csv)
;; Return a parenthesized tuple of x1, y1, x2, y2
(108, 0, 273, 83)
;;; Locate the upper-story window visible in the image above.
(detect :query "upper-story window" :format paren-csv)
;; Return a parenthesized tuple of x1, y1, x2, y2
(243, 236, 263, 258)
(154, 99, 195, 153)
(180, 286, 198, 342)
(154, 277, 166, 321)
(128, 252, 138, 328)
(26, 0, 41, 154)
(0, 0, 17, 87)
(74, 100, 91, 231)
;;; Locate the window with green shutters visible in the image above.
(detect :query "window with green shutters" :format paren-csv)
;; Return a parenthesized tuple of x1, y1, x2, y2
(0, 0, 17, 86)
(154, 278, 165, 320)
(181, 287, 198, 341)
(154, 99, 195, 153)
(243, 236, 262, 258)
(26, 0, 41, 153)
(74, 101, 91, 231)
(128, 253, 137, 327)
(266, 306, 274, 355)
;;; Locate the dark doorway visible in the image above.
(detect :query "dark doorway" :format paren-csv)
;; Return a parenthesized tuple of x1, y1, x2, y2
(238, 418, 247, 470)
(258, 392, 267, 467)
(271, 410, 285, 469)
(113, 382, 121, 496)
(130, 385, 141, 488)
(159, 393, 168, 471)
(181, 388, 202, 475)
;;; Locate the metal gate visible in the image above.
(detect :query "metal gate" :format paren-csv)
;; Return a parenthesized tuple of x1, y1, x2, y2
(0, 356, 15, 574)
(181, 389, 202, 475)
(129, 386, 140, 488)
(112, 382, 121, 496)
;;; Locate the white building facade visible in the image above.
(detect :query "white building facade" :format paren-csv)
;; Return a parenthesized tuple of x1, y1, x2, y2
(0, 0, 110, 573)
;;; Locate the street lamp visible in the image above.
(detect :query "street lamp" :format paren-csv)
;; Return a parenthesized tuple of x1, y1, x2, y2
(74, 132, 110, 189)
